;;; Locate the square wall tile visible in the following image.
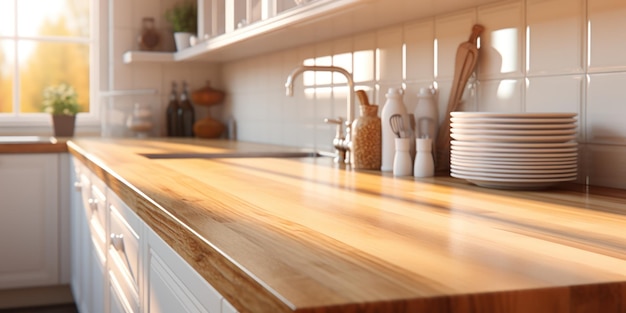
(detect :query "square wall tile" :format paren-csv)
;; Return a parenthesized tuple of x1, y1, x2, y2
(588, 0, 626, 72)
(435, 9, 477, 80)
(526, 75, 583, 141)
(315, 42, 333, 84)
(332, 37, 354, 85)
(477, 1, 524, 79)
(587, 72, 626, 145)
(404, 19, 435, 82)
(526, 0, 584, 75)
(526, 75, 582, 114)
(477, 78, 523, 112)
(586, 144, 626, 189)
(353, 32, 376, 83)
(376, 26, 404, 83)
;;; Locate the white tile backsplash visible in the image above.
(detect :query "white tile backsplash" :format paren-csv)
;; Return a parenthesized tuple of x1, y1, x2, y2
(588, 0, 626, 72)
(434, 9, 477, 80)
(525, 75, 583, 115)
(587, 72, 626, 145)
(477, 79, 523, 111)
(376, 26, 404, 83)
(101, 0, 626, 189)
(404, 20, 435, 82)
(477, 1, 524, 79)
(526, 0, 585, 75)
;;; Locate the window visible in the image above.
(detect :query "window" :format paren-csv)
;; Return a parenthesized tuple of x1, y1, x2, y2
(0, 0, 93, 120)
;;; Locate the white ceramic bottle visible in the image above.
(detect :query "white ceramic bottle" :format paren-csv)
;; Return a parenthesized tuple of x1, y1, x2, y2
(413, 86, 438, 140)
(414, 138, 434, 177)
(381, 87, 408, 172)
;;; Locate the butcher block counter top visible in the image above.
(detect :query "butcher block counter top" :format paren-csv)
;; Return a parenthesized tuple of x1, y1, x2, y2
(0, 136, 67, 153)
(67, 138, 626, 313)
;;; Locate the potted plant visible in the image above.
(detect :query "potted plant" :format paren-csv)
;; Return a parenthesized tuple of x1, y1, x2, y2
(42, 83, 81, 137)
(165, 1, 197, 51)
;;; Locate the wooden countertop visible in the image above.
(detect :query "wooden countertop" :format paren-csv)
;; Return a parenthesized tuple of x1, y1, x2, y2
(0, 136, 68, 153)
(67, 138, 626, 313)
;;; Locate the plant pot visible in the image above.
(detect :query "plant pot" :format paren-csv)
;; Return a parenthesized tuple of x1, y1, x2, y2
(173, 32, 193, 51)
(52, 114, 76, 137)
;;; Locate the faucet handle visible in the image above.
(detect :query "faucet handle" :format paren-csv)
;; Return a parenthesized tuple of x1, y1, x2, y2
(324, 117, 344, 138)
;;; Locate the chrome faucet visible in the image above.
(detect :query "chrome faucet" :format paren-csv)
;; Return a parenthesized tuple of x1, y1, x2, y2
(285, 65, 355, 164)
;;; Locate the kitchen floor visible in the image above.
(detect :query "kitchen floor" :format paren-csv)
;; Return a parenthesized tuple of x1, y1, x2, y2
(0, 304, 78, 313)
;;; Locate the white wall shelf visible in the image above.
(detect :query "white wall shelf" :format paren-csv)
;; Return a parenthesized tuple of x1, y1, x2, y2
(122, 51, 175, 64)
(123, 0, 499, 64)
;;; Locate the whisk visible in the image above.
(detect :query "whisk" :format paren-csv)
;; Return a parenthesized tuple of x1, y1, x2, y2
(389, 114, 404, 138)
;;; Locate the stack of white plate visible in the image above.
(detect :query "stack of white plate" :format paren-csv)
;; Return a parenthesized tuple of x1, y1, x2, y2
(449, 112, 578, 190)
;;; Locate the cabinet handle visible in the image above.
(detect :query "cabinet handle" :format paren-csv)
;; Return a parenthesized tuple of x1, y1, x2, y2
(74, 181, 82, 191)
(110, 233, 125, 251)
(88, 198, 98, 211)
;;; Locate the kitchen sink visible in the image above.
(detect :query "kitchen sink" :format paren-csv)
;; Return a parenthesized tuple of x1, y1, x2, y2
(140, 151, 329, 159)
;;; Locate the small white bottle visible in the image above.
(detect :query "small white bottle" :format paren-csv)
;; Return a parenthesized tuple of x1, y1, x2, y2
(393, 138, 413, 176)
(381, 87, 408, 172)
(414, 138, 434, 177)
(413, 86, 438, 140)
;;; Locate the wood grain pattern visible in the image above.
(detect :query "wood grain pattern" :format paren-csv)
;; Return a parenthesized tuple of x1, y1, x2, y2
(67, 138, 626, 313)
(0, 138, 67, 154)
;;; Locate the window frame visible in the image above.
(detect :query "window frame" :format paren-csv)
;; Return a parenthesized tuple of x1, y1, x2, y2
(0, 0, 100, 133)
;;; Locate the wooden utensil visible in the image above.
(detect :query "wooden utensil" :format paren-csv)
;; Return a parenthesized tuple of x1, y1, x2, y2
(435, 24, 484, 174)
(356, 90, 370, 106)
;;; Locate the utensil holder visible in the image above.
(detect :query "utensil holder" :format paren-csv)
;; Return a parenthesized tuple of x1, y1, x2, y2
(393, 138, 412, 176)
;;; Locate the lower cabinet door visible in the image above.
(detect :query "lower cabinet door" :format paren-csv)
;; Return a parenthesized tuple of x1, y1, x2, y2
(0, 154, 59, 289)
(146, 230, 223, 313)
(110, 270, 138, 313)
(90, 241, 106, 313)
(110, 284, 127, 313)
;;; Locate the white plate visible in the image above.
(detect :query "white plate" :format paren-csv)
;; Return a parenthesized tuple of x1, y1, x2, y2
(450, 112, 577, 118)
(450, 159, 578, 170)
(450, 128, 577, 136)
(450, 117, 577, 124)
(450, 122, 577, 130)
(451, 145, 578, 154)
(451, 150, 578, 158)
(451, 164, 577, 175)
(451, 168, 577, 179)
(450, 155, 578, 164)
(451, 141, 578, 149)
(451, 172, 577, 190)
(450, 133, 576, 142)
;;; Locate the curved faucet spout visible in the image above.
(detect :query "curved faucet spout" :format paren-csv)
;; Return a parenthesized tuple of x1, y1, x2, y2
(284, 65, 356, 164)
(284, 65, 355, 125)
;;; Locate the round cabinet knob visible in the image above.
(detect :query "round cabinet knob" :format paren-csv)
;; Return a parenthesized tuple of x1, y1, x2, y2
(74, 181, 82, 191)
(110, 234, 125, 251)
(88, 198, 98, 211)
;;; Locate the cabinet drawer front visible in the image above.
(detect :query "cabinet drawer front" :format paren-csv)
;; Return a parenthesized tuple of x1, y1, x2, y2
(108, 191, 141, 288)
(109, 260, 140, 313)
(90, 175, 108, 229)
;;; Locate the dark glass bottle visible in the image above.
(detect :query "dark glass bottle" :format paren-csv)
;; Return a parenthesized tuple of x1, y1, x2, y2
(178, 81, 195, 137)
(166, 81, 181, 136)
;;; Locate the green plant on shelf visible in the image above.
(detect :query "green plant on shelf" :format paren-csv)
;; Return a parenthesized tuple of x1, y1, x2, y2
(165, 1, 197, 33)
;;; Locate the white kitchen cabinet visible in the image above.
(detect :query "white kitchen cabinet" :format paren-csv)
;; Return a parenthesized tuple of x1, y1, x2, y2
(0, 154, 60, 289)
(70, 161, 91, 313)
(146, 228, 224, 313)
(107, 189, 142, 313)
(71, 158, 108, 313)
(70, 156, 237, 313)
